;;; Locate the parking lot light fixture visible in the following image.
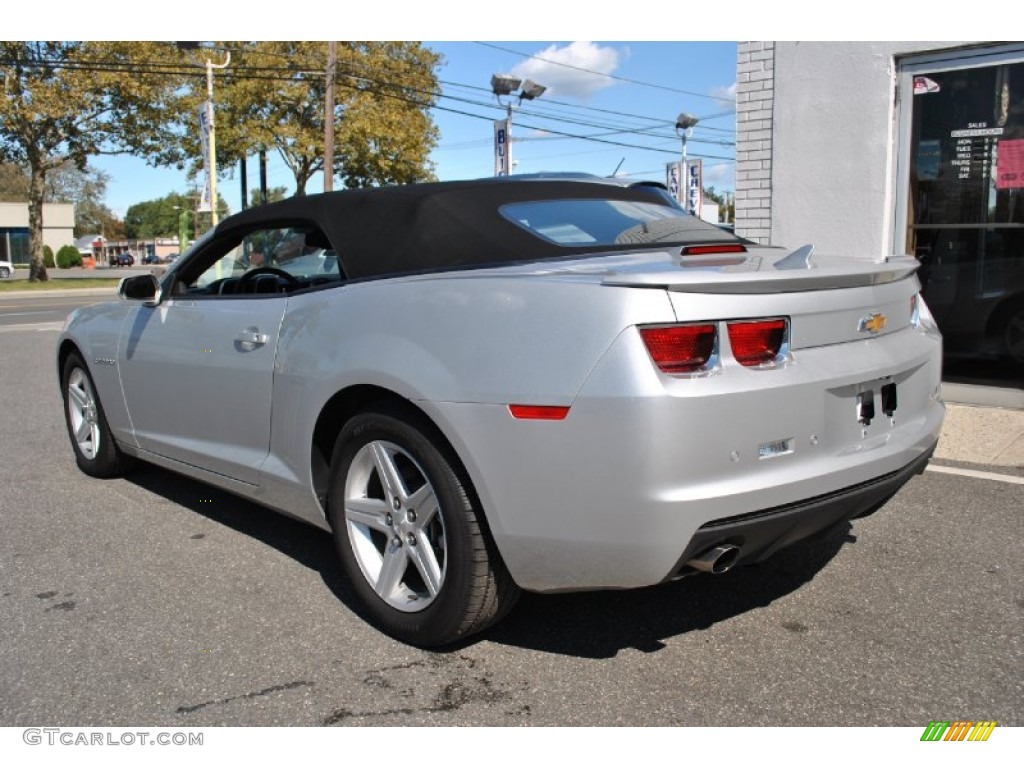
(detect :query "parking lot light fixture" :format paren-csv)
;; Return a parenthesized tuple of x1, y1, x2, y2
(519, 79, 547, 101)
(490, 74, 522, 97)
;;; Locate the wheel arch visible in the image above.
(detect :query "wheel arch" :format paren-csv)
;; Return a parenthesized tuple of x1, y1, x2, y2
(57, 338, 84, 382)
(310, 385, 484, 527)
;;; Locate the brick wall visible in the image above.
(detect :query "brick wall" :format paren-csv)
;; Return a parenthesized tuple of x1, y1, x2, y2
(735, 41, 775, 244)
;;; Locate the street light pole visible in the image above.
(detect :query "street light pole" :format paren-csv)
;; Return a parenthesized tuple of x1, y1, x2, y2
(490, 75, 546, 177)
(675, 112, 699, 213)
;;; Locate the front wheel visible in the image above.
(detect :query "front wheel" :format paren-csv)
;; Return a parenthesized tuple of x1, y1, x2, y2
(328, 407, 519, 647)
(61, 352, 134, 478)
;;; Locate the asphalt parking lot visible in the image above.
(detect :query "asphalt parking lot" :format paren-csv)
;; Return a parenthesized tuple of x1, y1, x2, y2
(0, 320, 1021, 727)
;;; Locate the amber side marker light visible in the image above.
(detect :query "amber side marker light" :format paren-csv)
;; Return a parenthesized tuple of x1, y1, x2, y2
(508, 405, 571, 420)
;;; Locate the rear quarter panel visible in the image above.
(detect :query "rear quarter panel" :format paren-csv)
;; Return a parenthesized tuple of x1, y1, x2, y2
(261, 273, 677, 525)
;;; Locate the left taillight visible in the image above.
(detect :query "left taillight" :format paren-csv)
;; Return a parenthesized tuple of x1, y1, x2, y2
(727, 318, 788, 367)
(639, 323, 717, 374)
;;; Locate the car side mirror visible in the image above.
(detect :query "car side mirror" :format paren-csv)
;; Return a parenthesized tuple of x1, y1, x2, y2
(119, 274, 162, 306)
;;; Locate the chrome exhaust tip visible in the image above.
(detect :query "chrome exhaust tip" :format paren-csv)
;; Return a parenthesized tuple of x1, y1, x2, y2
(687, 544, 741, 574)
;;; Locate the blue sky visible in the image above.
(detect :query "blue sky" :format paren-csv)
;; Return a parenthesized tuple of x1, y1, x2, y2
(43, 0, 975, 218)
(94, 41, 739, 218)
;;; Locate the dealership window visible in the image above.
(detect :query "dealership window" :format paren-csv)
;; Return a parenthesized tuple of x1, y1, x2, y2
(901, 47, 1024, 382)
(0, 228, 30, 264)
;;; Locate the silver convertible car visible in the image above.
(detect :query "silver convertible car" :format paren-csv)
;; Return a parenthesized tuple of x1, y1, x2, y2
(58, 177, 944, 646)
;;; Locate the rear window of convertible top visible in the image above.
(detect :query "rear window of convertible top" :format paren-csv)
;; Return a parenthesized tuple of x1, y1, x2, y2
(499, 198, 739, 247)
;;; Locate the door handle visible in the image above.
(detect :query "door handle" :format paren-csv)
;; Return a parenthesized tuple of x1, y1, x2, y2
(236, 328, 269, 348)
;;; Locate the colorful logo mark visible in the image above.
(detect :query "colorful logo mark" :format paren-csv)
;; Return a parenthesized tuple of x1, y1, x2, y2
(920, 721, 997, 742)
(858, 312, 888, 334)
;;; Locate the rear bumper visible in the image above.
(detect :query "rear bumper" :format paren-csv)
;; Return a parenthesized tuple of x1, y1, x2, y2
(426, 320, 944, 593)
(668, 440, 936, 579)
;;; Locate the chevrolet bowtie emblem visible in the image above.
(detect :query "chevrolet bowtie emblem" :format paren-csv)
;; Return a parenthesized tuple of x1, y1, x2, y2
(858, 312, 887, 334)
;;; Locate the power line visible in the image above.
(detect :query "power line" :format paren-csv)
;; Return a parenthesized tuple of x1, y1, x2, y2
(1, 50, 735, 163)
(473, 41, 735, 102)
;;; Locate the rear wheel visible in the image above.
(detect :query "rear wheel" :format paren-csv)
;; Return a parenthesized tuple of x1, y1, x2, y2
(61, 352, 133, 478)
(328, 407, 519, 646)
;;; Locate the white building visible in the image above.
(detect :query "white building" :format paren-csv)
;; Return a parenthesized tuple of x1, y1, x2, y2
(735, 42, 1024, 391)
(0, 202, 76, 263)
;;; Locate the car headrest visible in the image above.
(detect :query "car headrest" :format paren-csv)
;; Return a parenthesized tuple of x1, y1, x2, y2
(305, 230, 332, 250)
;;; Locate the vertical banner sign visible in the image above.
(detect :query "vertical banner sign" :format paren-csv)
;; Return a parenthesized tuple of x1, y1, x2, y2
(494, 118, 511, 176)
(665, 162, 683, 204)
(197, 101, 214, 212)
(687, 159, 703, 217)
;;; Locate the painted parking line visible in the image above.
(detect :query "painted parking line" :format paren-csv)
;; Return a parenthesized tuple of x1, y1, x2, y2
(926, 463, 1024, 486)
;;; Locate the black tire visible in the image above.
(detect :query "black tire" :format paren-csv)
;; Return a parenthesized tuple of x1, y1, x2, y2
(61, 352, 134, 478)
(327, 406, 519, 647)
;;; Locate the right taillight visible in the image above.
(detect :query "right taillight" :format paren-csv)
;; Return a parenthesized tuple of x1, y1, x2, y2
(639, 324, 717, 374)
(727, 318, 788, 367)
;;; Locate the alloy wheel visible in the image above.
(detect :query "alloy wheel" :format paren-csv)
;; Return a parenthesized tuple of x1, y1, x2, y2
(66, 367, 101, 460)
(343, 440, 447, 612)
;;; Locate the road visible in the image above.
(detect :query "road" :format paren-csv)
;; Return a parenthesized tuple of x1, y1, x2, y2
(0, 318, 1020, 728)
(0, 294, 106, 328)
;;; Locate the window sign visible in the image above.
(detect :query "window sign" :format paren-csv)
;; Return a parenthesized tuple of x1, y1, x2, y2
(906, 59, 1024, 377)
(996, 138, 1024, 189)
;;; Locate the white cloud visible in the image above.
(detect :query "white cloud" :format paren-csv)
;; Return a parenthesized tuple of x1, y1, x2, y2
(703, 162, 735, 189)
(510, 42, 621, 100)
(711, 83, 737, 109)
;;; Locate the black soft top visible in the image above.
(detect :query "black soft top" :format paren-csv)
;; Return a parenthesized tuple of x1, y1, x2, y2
(214, 177, 736, 281)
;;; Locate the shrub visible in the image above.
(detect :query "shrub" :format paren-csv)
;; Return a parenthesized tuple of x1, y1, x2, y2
(43, 245, 55, 268)
(56, 245, 83, 269)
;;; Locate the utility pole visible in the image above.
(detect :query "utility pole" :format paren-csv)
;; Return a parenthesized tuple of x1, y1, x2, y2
(205, 50, 230, 226)
(240, 157, 247, 210)
(324, 41, 337, 193)
(259, 148, 268, 205)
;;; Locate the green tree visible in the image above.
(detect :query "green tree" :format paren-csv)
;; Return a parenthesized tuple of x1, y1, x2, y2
(0, 42, 189, 281)
(249, 185, 288, 207)
(704, 186, 734, 224)
(43, 161, 116, 237)
(173, 42, 441, 196)
(55, 244, 81, 268)
(125, 192, 194, 239)
(125, 191, 227, 239)
(0, 162, 29, 200)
